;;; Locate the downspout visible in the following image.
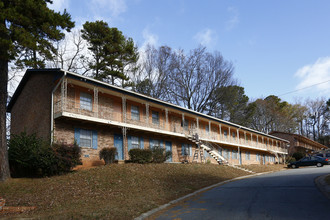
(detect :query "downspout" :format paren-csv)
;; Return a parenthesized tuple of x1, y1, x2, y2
(50, 71, 67, 144)
(238, 127, 241, 165)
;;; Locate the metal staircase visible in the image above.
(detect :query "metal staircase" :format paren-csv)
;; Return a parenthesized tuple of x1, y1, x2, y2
(186, 134, 255, 174)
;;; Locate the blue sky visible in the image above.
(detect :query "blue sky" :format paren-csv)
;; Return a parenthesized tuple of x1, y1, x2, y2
(50, 0, 330, 104)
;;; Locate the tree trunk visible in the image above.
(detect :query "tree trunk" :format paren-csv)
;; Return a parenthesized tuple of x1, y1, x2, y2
(0, 58, 10, 181)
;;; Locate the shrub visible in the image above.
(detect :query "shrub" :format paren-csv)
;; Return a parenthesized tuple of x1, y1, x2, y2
(292, 152, 305, 161)
(53, 142, 82, 172)
(151, 146, 172, 163)
(129, 148, 152, 164)
(99, 147, 117, 165)
(286, 156, 296, 163)
(8, 132, 82, 177)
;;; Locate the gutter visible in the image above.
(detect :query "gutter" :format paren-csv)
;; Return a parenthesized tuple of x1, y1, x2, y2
(50, 70, 67, 144)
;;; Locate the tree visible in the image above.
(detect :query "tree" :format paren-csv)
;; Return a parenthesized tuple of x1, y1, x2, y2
(0, 0, 74, 181)
(207, 85, 253, 126)
(167, 46, 235, 112)
(133, 45, 171, 100)
(81, 20, 138, 86)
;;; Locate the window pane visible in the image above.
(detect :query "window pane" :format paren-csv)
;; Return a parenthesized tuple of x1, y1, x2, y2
(131, 105, 140, 120)
(80, 129, 92, 147)
(132, 136, 139, 148)
(152, 111, 159, 124)
(80, 92, 92, 111)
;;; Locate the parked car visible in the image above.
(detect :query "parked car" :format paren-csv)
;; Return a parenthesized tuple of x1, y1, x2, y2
(288, 156, 328, 168)
(315, 152, 330, 164)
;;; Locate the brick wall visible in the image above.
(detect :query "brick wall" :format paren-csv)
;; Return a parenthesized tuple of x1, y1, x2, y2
(10, 72, 55, 140)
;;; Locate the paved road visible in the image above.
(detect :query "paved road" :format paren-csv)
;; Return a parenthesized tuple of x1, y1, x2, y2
(155, 166, 330, 220)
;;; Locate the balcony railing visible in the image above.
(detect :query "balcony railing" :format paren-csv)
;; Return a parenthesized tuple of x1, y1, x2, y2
(54, 98, 288, 154)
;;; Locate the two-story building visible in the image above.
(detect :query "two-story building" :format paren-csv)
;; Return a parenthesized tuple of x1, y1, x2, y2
(7, 69, 289, 167)
(269, 131, 327, 155)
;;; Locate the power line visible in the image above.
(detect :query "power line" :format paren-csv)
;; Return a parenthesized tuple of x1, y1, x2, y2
(278, 79, 330, 97)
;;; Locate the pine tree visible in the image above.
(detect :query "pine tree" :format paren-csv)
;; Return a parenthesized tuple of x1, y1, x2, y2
(81, 20, 138, 85)
(0, 0, 74, 181)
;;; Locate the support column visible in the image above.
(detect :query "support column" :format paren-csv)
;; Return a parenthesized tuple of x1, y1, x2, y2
(145, 103, 149, 125)
(237, 129, 239, 144)
(165, 108, 168, 130)
(251, 133, 253, 146)
(196, 117, 199, 135)
(122, 126, 127, 160)
(229, 127, 231, 143)
(122, 96, 127, 123)
(61, 78, 67, 111)
(262, 137, 264, 149)
(238, 146, 241, 165)
(182, 113, 185, 133)
(208, 121, 211, 138)
(94, 87, 98, 117)
(244, 132, 247, 144)
(219, 124, 222, 141)
(257, 135, 259, 148)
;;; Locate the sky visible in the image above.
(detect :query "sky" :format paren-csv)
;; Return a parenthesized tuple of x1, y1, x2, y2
(48, 0, 330, 104)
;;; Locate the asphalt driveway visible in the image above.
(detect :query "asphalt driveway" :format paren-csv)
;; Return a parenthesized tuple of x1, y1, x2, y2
(153, 166, 330, 220)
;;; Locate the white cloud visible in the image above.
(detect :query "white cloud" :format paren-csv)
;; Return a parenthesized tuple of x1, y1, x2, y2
(226, 7, 239, 30)
(91, 0, 127, 17)
(140, 27, 159, 50)
(295, 57, 330, 94)
(193, 28, 217, 47)
(48, 0, 70, 12)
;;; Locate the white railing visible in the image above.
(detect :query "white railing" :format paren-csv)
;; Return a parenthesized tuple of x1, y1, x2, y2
(54, 97, 288, 154)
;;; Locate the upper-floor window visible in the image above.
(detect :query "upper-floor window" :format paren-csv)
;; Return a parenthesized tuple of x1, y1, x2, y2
(224, 130, 228, 139)
(266, 140, 268, 146)
(131, 105, 140, 121)
(205, 124, 209, 133)
(80, 92, 92, 111)
(181, 119, 189, 130)
(152, 111, 159, 125)
(232, 132, 236, 139)
(245, 135, 248, 143)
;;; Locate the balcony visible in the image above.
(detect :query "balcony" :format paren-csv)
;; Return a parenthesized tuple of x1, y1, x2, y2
(53, 91, 288, 155)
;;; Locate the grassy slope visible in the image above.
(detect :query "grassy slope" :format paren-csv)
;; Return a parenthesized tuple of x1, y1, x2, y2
(0, 164, 284, 219)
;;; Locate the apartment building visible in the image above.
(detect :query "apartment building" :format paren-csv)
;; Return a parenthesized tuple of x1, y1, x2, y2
(7, 69, 289, 167)
(269, 131, 327, 155)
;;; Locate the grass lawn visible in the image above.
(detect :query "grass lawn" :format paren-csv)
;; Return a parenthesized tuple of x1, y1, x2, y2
(0, 163, 284, 219)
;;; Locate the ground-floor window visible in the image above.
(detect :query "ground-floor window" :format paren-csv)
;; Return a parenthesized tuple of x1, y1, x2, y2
(74, 128, 97, 149)
(256, 153, 260, 161)
(232, 150, 238, 159)
(245, 151, 250, 160)
(182, 143, 192, 156)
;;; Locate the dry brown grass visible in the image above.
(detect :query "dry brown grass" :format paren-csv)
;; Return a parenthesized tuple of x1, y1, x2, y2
(0, 163, 281, 219)
(239, 164, 287, 173)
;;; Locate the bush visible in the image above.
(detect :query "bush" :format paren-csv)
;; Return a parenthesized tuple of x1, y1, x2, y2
(292, 152, 305, 161)
(8, 132, 82, 177)
(286, 157, 296, 163)
(129, 148, 152, 164)
(151, 146, 172, 163)
(53, 142, 82, 172)
(99, 147, 117, 165)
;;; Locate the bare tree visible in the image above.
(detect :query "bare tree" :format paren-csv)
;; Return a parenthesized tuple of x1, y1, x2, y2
(167, 46, 235, 112)
(49, 30, 90, 75)
(133, 44, 171, 100)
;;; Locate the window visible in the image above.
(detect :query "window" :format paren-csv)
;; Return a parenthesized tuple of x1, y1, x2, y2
(80, 92, 92, 111)
(256, 153, 260, 161)
(232, 132, 236, 139)
(224, 130, 228, 140)
(181, 120, 189, 130)
(182, 143, 192, 156)
(80, 129, 92, 147)
(152, 111, 159, 125)
(150, 139, 160, 148)
(245, 135, 248, 144)
(75, 128, 97, 149)
(245, 151, 250, 160)
(232, 150, 238, 159)
(131, 105, 140, 121)
(131, 136, 139, 149)
(206, 124, 209, 133)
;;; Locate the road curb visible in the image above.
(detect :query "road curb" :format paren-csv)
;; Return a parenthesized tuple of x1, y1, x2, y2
(134, 170, 280, 220)
(315, 174, 330, 200)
